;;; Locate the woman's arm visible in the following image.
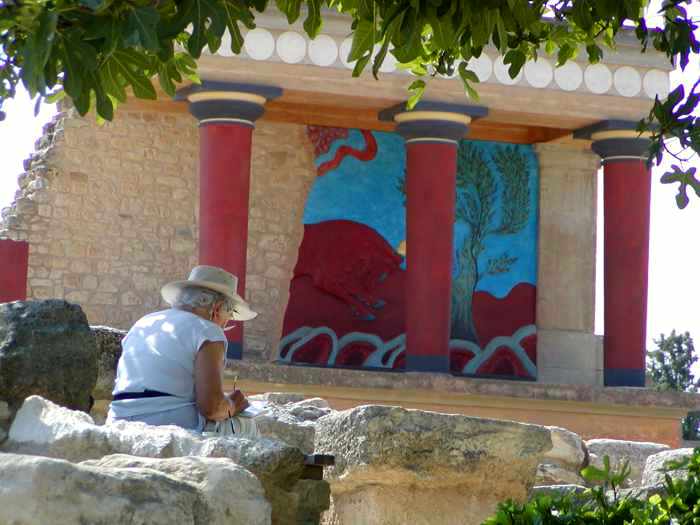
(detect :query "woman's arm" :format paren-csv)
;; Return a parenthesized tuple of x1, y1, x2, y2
(194, 341, 237, 421)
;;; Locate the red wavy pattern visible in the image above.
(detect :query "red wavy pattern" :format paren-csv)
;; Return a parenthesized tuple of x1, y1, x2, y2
(316, 130, 378, 176)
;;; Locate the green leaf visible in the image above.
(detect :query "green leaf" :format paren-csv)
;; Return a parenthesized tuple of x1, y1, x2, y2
(581, 465, 608, 482)
(275, 0, 302, 23)
(349, 20, 375, 62)
(303, 0, 322, 38)
(503, 49, 526, 79)
(428, 11, 456, 49)
(21, 9, 59, 94)
(352, 53, 371, 77)
(407, 79, 425, 109)
(80, 0, 104, 10)
(126, 7, 161, 51)
(103, 51, 157, 100)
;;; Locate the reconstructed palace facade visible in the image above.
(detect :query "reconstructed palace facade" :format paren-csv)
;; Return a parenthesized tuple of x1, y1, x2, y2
(2, 9, 697, 445)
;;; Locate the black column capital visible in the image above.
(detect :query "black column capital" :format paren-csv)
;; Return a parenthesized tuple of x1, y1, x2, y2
(379, 101, 488, 144)
(574, 120, 653, 163)
(177, 81, 282, 127)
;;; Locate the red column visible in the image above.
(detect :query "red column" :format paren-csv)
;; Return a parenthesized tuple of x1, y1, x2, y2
(603, 159, 651, 386)
(386, 102, 486, 373)
(405, 142, 457, 372)
(185, 83, 281, 359)
(199, 123, 253, 357)
(575, 121, 653, 386)
(0, 239, 29, 303)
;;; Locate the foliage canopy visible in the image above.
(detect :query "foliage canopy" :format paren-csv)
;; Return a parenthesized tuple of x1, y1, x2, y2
(485, 448, 700, 525)
(1, 0, 699, 205)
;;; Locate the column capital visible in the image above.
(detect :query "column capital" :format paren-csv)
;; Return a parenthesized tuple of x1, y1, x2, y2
(574, 120, 653, 163)
(379, 101, 488, 144)
(177, 81, 282, 127)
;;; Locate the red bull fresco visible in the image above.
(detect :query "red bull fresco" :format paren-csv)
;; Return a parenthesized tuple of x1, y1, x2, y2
(278, 126, 538, 379)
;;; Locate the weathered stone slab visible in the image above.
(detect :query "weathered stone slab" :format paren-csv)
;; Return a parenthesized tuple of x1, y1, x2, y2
(91, 325, 126, 400)
(586, 439, 670, 487)
(642, 448, 694, 486)
(5, 395, 329, 525)
(314, 405, 552, 525)
(545, 426, 587, 469)
(0, 452, 270, 525)
(0, 300, 97, 412)
(536, 463, 585, 486)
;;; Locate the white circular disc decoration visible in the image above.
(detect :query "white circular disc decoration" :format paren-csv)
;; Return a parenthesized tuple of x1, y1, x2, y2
(467, 54, 493, 82)
(494, 56, 523, 85)
(244, 28, 275, 61)
(339, 38, 354, 69)
(614, 66, 642, 97)
(554, 61, 583, 91)
(308, 35, 338, 67)
(524, 58, 553, 88)
(583, 63, 612, 94)
(643, 69, 670, 99)
(276, 31, 306, 64)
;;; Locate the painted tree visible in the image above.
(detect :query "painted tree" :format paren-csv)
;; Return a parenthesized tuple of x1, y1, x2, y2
(451, 143, 531, 342)
(1, 1, 698, 207)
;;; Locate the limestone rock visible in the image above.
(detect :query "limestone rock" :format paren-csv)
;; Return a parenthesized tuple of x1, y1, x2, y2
(0, 453, 270, 525)
(545, 426, 587, 470)
(586, 439, 670, 487)
(91, 325, 126, 400)
(256, 404, 317, 454)
(536, 463, 585, 486)
(286, 399, 332, 422)
(0, 400, 11, 442)
(5, 395, 328, 525)
(641, 448, 694, 486)
(250, 392, 307, 405)
(314, 405, 552, 525)
(0, 300, 97, 412)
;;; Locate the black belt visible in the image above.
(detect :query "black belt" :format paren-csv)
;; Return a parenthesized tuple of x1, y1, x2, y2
(113, 389, 174, 401)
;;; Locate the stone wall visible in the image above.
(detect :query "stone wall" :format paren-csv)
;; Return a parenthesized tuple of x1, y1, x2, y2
(0, 106, 316, 361)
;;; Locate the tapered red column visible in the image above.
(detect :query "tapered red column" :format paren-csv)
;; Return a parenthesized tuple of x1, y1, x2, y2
(576, 121, 652, 386)
(382, 102, 487, 373)
(185, 82, 281, 359)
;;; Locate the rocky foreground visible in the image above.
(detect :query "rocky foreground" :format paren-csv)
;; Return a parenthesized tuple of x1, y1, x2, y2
(0, 300, 696, 524)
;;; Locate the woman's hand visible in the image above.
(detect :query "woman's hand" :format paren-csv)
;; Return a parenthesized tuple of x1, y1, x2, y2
(228, 390, 250, 415)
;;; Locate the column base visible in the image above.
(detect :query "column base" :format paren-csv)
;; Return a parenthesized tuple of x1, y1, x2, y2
(226, 341, 243, 360)
(406, 355, 450, 373)
(604, 368, 645, 387)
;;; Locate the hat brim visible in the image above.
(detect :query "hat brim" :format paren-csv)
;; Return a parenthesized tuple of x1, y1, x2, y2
(161, 279, 258, 321)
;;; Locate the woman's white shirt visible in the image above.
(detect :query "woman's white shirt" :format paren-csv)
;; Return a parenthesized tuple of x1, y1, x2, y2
(108, 308, 226, 422)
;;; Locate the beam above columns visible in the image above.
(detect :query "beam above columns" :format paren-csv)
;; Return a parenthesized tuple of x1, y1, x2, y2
(381, 101, 487, 373)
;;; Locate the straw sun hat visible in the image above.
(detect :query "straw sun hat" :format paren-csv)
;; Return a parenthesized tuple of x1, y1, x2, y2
(161, 265, 258, 321)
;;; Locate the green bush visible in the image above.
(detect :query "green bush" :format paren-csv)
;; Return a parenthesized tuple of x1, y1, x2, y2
(483, 449, 700, 524)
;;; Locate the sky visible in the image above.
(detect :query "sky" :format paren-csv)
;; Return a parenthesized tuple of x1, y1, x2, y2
(0, 5, 699, 357)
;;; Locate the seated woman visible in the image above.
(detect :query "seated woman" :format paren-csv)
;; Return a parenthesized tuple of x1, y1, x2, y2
(107, 265, 259, 437)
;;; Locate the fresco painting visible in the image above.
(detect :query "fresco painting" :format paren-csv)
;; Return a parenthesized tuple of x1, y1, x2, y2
(278, 126, 539, 379)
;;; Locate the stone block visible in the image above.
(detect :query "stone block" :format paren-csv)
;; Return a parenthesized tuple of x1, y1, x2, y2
(587, 439, 671, 487)
(315, 405, 552, 525)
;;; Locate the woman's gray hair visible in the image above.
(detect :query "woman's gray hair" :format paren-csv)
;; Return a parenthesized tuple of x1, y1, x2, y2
(168, 286, 236, 316)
